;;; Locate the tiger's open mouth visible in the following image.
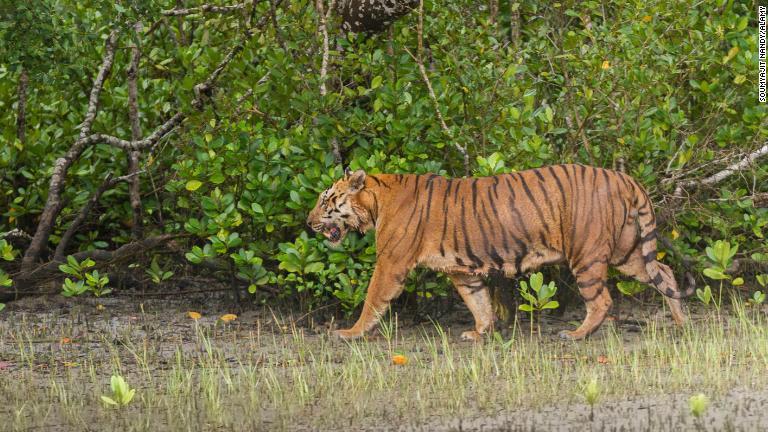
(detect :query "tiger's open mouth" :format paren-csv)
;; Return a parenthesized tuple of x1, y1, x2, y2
(323, 224, 342, 243)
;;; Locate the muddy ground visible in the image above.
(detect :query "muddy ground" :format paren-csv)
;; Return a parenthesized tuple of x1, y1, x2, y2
(1, 288, 767, 431)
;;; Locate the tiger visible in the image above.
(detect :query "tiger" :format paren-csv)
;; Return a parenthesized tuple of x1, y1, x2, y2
(306, 164, 694, 341)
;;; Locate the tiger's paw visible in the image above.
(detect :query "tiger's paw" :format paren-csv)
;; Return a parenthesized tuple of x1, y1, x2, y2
(558, 330, 583, 341)
(460, 330, 483, 342)
(332, 328, 364, 340)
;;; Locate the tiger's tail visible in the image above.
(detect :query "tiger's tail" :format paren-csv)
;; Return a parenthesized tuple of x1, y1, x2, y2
(633, 183, 695, 299)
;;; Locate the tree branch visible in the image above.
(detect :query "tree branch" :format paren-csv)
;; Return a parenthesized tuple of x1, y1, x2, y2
(21, 31, 120, 272)
(79, 30, 120, 140)
(53, 172, 142, 262)
(161, 3, 248, 16)
(316, 0, 335, 97)
(19, 4, 284, 281)
(11, 234, 186, 291)
(673, 142, 768, 196)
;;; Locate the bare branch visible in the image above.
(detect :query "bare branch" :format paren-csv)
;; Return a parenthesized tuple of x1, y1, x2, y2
(79, 30, 120, 140)
(53, 172, 142, 262)
(21, 31, 120, 272)
(489, 0, 498, 25)
(127, 22, 144, 240)
(315, 0, 342, 164)
(12, 234, 186, 290)
(405, 0, 471, 175)
(316, 0, 336, 97)
(162, 2, 248, 16)
(673, 142, 768, 196)
(509, 1, 520, 44)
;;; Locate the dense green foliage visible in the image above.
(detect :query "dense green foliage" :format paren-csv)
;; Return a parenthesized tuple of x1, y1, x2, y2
(1, 0, 766, 312)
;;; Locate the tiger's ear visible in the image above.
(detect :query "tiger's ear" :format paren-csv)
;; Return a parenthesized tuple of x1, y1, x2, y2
(344, 167, 352, 179)
(348, 169, 366, 193)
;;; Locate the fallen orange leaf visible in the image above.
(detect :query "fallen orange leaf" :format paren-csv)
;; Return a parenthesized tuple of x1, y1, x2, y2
(597, 355, 609, 364)
(220, 313, 237, 323)
(60, 337, 72, 345)
(392, 354, 408, 366)
(187, 311, 202, 320)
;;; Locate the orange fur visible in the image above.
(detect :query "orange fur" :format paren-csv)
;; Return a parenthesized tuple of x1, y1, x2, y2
(307, 165, 693, 341)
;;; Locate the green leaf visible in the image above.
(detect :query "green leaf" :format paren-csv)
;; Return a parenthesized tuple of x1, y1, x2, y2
(541, 300, 559, 310)
(518, 304, 534, 312)
(529, 272, 543, 291)
(703, 268, 728, 280)
(303, 262, 325, 274)
(185, 180, 203, 191)
(370, 75, 383, 89)
(101, 396, 118, 406)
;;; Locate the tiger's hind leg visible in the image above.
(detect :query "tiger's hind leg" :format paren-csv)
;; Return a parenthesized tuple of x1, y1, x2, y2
(614, 247, 686, 326)
(448, 273, 495, 342)
(560, 260, 613, 341)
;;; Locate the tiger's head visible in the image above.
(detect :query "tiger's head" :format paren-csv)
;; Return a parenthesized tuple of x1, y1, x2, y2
(306, 169, 371, 245)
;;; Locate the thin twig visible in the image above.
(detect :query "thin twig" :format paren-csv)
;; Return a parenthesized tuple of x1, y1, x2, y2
(16, 68, 28, 145)
(162, 2, 248, 16)
(269, 0, 287, 51)
(127, 22, 144, 240)
(404, 48, 470, 176)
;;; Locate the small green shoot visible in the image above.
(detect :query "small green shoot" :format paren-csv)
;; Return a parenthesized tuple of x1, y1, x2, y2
(61, 278, 88, 297)
(100, 375, 136, 408)
(84, 270, 111, 297)
(146, 256, 174, 284)
(616, 280, 646, 296)
(702, 240, 739, 310)
(518, 272, 559, 336)
(581, 377, 600, 421)
(696, 285, 712, 305)
(58, 255, 95, 280)
(59, 256, 111, 297)
(0, 239, 15, 261)
(688, 393, 709, 418)
(0, 270, 12, 288)
(752, 275, 768, 305)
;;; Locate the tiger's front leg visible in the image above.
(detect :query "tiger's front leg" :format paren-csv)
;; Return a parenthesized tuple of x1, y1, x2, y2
(333, 260, 407, 340)
(448, 273, 496, 341)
